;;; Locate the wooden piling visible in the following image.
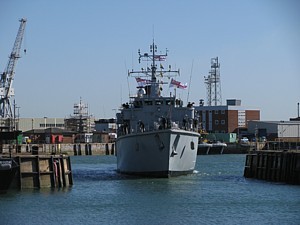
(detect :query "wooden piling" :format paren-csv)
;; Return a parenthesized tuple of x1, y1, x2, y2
(244, 150, 300, 185)
(12, 155, 73, 189)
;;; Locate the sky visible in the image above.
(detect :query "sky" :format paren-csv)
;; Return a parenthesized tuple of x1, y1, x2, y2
(0, 0, 299, 121)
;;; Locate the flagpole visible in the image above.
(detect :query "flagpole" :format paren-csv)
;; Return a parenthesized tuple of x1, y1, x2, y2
(187, 59, 194, 103)
(174, 87, 176, 100)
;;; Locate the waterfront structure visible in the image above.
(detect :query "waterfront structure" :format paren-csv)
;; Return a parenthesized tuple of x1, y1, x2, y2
(94, 118, 117, 142)
(64, 98, 95, 133)
(18, 117, 65, 131)
(9, 155, 73, 189)
(248, 120, 300, 142)
(22, 127, 74, 144)
(95, 118, 116, 132)
(18, 100, 96, 143)
(195, 99, 260, 134)
(244, 151, 300, 185)
(16, 118, 110, 144)
(116, 41, 200, 177)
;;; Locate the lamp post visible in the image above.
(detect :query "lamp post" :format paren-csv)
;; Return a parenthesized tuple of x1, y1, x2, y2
(297, 102, 299, 148)
(297, 123, 299, 150)
(298, 102, 299, 149)
(44, 117, 47, 129)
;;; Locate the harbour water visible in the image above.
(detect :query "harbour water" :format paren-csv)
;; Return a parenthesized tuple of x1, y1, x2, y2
(1, 154, 299, 225)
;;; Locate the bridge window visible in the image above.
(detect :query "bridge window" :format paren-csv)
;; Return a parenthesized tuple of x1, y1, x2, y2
(166, 100, 174, 105)
(144, 100, 153, 105)
(155, 100, 163, 105)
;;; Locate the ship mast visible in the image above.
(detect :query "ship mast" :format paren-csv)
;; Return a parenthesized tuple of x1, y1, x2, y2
(150, 40, 158, 97)
(128, 40, 180, 99)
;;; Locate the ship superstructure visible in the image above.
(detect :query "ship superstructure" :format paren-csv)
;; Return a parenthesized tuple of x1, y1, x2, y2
(116, 40, 200, 177)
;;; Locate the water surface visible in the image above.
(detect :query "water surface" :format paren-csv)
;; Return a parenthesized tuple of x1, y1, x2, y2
(1, 155, 299, 225)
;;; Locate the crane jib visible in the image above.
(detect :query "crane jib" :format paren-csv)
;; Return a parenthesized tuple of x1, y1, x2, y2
(0, 18, 27, 123)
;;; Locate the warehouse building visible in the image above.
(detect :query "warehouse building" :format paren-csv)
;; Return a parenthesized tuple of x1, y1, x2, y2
(17, 118, 65, 132)
(248, 120, 300, 142)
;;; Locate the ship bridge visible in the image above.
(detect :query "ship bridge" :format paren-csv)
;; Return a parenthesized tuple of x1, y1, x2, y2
(117, 95, 197, 136)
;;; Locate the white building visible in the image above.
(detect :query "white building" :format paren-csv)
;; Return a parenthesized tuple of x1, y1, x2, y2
(248, 120, 300, 142)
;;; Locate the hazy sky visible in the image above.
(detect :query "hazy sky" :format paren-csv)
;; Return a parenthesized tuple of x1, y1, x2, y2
(0, 0, 299, 120)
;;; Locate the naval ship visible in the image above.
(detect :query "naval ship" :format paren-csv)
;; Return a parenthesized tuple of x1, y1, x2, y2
(116, 40, 200, 177)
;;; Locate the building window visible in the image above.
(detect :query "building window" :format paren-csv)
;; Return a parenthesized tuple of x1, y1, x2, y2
(215, 120, 219, 125)
(40, 123, 64, 128)
(215, 110, 218, 114)
(221, 120, 225, 125)
(221, 110, 225, 114)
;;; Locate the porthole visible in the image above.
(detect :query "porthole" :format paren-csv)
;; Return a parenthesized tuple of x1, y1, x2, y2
(191, 141, 195, 150)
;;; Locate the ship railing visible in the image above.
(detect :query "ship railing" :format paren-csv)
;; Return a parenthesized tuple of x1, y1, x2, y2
(127, 120, 197, 135)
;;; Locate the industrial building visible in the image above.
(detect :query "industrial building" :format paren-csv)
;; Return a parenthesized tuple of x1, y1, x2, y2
(64, 99, 95, 133)
(94, 118, 117, 142)
(17, 118, 65, 131)
(94, 118, 116, 133)
(197, 58, 260, 136)
(248, 120, 300, 142)
(195, 99, 260, 134)
(17, 117, 116, 144)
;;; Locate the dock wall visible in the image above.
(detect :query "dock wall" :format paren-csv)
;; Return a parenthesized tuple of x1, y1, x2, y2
(244, 150, 300, 185)
(10, 155, 73, 189)
(1, 143, 115, 156)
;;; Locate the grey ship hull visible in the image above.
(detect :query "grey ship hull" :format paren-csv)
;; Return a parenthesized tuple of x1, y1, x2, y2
(116, 129, 200, 177)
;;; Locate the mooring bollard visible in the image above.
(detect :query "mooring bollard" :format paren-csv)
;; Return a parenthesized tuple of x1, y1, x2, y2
(78, 144, 82, 155)
(111, 143, 115, 155)
(105, 143, 109, 155)
(85, 144, 89, 155)
(88, 144, 92, 155)
(32, 145, 39, 155)
(73, 144, 77, 156)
